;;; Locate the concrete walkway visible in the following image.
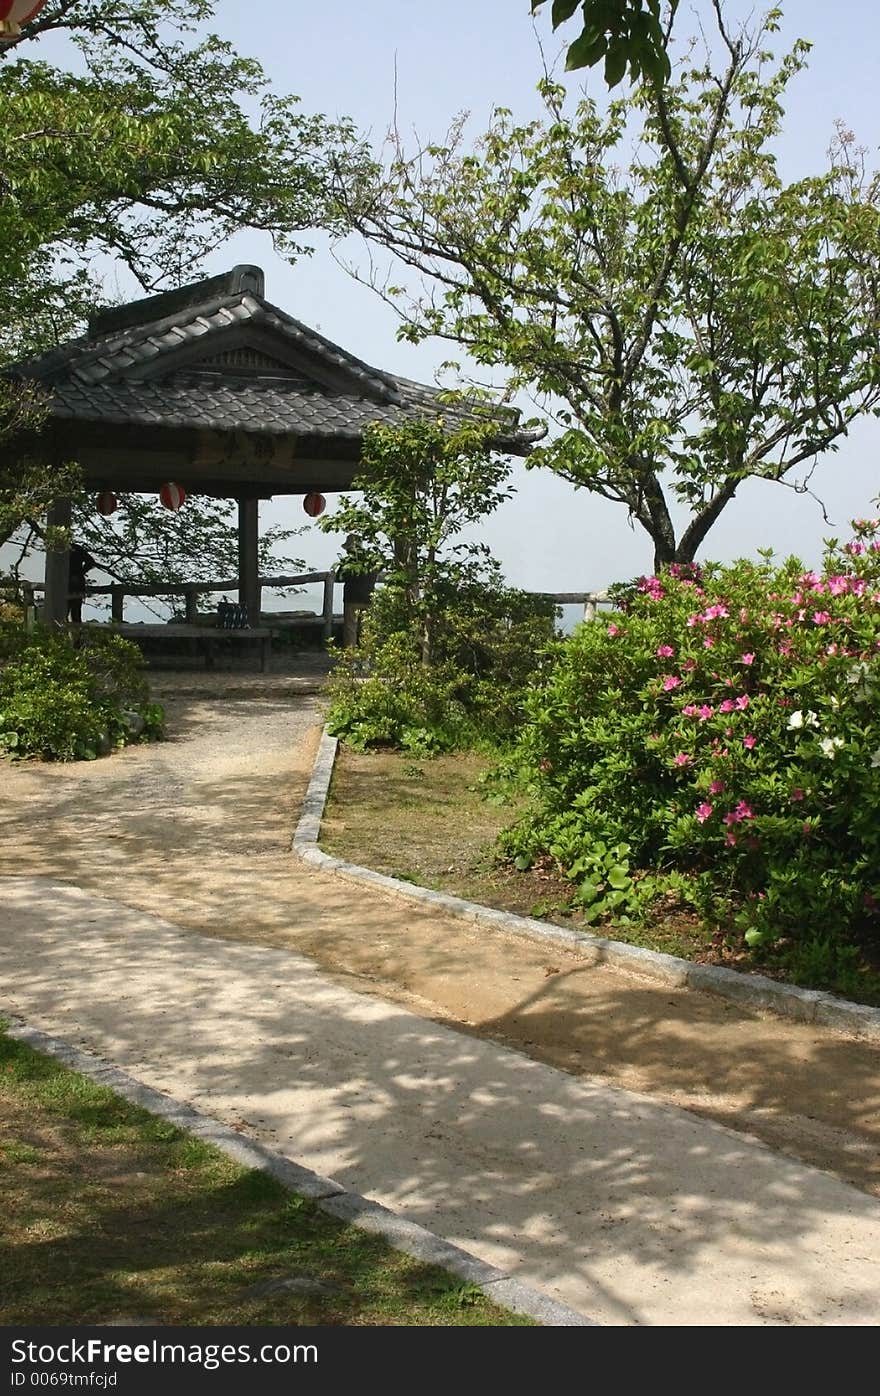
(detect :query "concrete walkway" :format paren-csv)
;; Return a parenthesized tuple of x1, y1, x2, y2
(2, 874, 879, 1327)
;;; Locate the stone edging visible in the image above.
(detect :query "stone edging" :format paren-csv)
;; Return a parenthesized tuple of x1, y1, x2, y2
(4, 1016, 594, 1328)
(293, 727, 880, 1043)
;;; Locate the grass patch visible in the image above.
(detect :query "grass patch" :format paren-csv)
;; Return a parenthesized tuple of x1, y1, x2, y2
(322, 747, 880, 1004)
(0, 1029, 531, 1326)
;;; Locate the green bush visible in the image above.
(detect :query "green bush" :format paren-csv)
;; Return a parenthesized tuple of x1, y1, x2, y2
(327, 564, 559, 754)
(0, 625, 164, 761)
(503, 527, 880, 967)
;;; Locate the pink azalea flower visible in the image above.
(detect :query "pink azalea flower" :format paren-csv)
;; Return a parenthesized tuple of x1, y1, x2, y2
(743, 734, 756, 750)
(662, 674, 682, 691)
(682, 704, 698, 716)
(687, 614, 702, 628)
(696, 803, 713, 823)
(812, 611, 832, 625)
(703, 637, 715, 648)
(656, 644, 675, 658)
(638, 576, 665, 600)
(845, 540, 866, 556)
(709, 779, 725, 795)
(736, 800, 755, 820)
(735, 694, 750, 711)
(827, 575, 848, 596)
(790, 788, 805, 801)
(682, 658, 696, 672)
(725, 831, 738, 846)
(697, 705, 714, 721)
(718, 699, 735, 714)
(801, 571, 821, 588)
(607, 623, 621, 637)
(741, 652, 755, 665)
(673, 752, 693, 767)
(850, 578, 867, 597)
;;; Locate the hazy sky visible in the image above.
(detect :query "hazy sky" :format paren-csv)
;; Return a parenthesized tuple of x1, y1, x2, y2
(22, 1, 880, 606)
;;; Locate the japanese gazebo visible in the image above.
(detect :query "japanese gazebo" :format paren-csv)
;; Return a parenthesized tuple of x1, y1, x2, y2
(8, 265, 540, 628)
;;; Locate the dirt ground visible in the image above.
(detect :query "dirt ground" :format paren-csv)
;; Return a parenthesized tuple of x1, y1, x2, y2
(0, 665, 878, 1199)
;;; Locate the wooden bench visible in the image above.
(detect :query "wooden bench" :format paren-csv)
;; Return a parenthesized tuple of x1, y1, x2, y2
(100, 623, 273, 672)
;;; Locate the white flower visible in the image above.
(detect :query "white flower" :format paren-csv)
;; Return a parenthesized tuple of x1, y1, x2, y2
(871, 749, 880, 768)
(788, 709, 818, 729)
(819, 736, 844, 758)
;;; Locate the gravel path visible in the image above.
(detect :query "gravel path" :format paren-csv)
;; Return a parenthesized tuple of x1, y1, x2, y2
(1, 665, 878, 1326)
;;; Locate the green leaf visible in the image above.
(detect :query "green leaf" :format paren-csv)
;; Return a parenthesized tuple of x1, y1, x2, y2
(576, 878, 601, 904)
(514, 853, 533, 871)
(607, 866, 631, 890)
(565, 28, 607, 72)
(603, 41, 630, 88)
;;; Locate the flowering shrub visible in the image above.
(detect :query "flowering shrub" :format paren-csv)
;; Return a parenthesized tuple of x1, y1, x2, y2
(504, 528, 880, 968)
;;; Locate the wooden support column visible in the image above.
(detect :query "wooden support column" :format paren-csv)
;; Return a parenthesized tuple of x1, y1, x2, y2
(238, 497, 260, 626)
(43, 497, 71, 630)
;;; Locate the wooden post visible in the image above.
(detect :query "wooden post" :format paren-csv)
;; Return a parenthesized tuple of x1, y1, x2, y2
(238, 497, 260, 625)
(322, 571, 335, 642)
(111, 586, 125, 623)
(184, 586, 199, 624)
(43, 497, 71, 630)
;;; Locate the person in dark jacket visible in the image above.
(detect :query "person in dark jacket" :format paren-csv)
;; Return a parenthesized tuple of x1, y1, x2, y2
(68, 542, 96, 624)
(337, 535, 378, 648)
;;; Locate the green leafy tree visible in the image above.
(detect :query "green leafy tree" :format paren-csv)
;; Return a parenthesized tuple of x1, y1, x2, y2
(322, 418, 558, 753)
(341, 6, 880, 570)
(0, 0, 365, 348)
(0, 382, 78, 553)
(0, 0, 366, 592)
(531, 0, 677, 87)
(321, 416, 513, 664)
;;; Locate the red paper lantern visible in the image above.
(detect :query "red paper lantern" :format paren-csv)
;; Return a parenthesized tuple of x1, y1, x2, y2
(303, 491, 326, 518)
(0, 2, 49, 38)
(96, 491, 118, 516)
(159, 482, 187, 511)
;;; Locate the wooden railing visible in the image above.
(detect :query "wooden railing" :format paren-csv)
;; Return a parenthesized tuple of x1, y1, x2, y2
(79, 571, 337, 635)
(3, 575, 611, 635)
(537, 589, 611, 621)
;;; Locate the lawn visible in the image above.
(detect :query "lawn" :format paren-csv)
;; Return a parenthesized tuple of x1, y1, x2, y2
(322, 746, 717, 963)
(322, 746, 880, 1004)
(0, 1030, 531, 1327)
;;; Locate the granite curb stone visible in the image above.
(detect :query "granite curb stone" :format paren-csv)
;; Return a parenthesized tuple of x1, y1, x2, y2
(294, 727, 880, 1042)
